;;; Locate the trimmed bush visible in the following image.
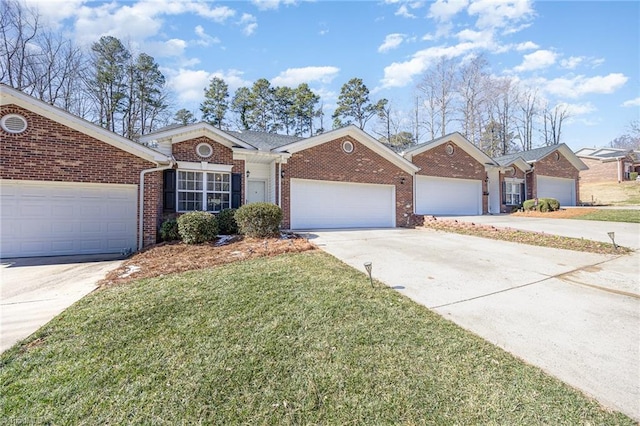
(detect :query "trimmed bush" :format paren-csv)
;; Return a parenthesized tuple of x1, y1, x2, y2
(159, 217, 180, 241)
(177, 211, 218, 244)
(630, 172, 638, 181)
(235, 202, 282, 238)
(217, 208, 238, 235)
(522, 198, 561, 213)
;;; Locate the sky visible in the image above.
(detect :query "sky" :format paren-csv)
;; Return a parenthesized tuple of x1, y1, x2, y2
(25, 0, 640, 151)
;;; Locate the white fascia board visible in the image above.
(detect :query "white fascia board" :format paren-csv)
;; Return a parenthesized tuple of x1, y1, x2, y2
(141, 123, 256, 150)
(274, 125, 419, 174)
(1, 85, 171, 164)
(176, 161, 233, 172)
(404, 132, 498, 166)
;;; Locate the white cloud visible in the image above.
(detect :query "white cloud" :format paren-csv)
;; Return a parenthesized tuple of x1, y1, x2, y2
(239, 13, 258, 36)
(251, 0, 297, 11)
(513, 49, 557, 72)
(166, 68, 251, 105)
(395, 5, 416, 18)
(560, 56, 583, 70)
(516, 41, 538, 51)
(271, 66, 340, 87)
(381, 42, 476, 87)
(621, 97, 640, 107)
(543, 73, 628, 98)
(24, 0, 85, 29)
(560, 102, 596, 116)
(378, 34, 405, 53)
(194, 25, 220, 47)
(429, 0, 469, 22)
(468, 0, 534, 31)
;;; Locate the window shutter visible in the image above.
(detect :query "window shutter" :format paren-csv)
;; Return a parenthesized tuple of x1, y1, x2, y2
(501, 181, 506, 204)
(163, 169, 176, 212)
(231, 173, 242, 209)
(520, 183, 526, 203)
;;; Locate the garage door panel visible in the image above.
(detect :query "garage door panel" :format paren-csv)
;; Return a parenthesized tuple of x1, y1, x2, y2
(537, 176, 575, 206)
(1, 180, 137, 258)
(291, 179, 395, 229)
(416, 176, 482, 215)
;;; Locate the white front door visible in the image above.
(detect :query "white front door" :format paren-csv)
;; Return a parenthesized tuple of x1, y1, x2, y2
(247, 180, 266, 204)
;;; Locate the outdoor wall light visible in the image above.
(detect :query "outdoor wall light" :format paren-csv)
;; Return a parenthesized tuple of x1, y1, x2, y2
(364, 262, 374, 288)
(280, 169, 285, 178)
(608, 232, 618, 249)
(246, 170, 250, 178)
(400, 177, 406, 185)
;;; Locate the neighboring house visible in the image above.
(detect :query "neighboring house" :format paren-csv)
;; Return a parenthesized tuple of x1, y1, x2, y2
(1, 84, 173, 258)
(494, 144, 588, 210)
(575, 147, 640, 183)
(140, 124, 420, 230)
(402, 133, 500, 215)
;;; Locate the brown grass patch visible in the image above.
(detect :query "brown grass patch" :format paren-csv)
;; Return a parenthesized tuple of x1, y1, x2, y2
(99, 234, 316, 287)
(511, 208, 597, 219)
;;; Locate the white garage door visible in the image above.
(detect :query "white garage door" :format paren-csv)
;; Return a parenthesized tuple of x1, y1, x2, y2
(537, 176, 576, 206)
(290, 179, 395, 229)
(0, 180, 137, 258)
(416, 176, 482, 215)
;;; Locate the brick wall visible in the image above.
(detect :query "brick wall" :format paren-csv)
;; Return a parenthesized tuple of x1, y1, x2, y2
(1, 104, 161, 247)
(499, 166, 527, 213)
(579, 158, 619, 183)
(280, 136, 414, 228)
(172, 136, 245, 204)
(532, 150, 580, 202)
(411, 141, 489, 213)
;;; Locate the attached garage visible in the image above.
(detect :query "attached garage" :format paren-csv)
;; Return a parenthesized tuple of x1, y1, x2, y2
(290, 178, 395, 229)
(537, 176, 576, 206)
(0, 180, 137, 258)
(416, 176, 482, 215)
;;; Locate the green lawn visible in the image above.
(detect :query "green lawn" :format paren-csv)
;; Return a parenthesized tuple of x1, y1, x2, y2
(1, 252, 633, 424)
(572, 209, 640, 223)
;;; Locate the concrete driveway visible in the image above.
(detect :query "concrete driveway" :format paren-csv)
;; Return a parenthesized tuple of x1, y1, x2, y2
(310, 220, 640, 421)
(1, 255, 123, 353)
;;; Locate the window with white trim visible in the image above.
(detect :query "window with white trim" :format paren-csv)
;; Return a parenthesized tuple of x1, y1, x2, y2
(505, 181, 522, 205)
(177, 171, 230, 212)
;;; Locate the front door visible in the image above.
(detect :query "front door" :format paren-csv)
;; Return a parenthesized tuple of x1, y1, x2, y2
(247, 180, 266, 204)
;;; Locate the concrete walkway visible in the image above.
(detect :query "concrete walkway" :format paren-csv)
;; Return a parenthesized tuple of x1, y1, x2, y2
(311, 226, 640, 421)
(1, 255, 123, 353)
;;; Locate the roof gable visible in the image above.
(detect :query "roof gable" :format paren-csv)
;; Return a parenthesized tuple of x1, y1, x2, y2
(495, 144, 588, 171)
(274, 125, 419, 174)
(140, 122, 257, 150)
(403, 132, 497, 167)
(0, 84, 171, 164)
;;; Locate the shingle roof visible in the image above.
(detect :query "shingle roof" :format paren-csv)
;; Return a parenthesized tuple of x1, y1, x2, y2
(227, 130, 305, 151)
(493, 144, 559, 166)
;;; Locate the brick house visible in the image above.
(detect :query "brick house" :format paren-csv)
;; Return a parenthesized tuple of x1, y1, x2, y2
(575, 147, 640, 183)
(402, 132, 500, 215)
(494, 144, 588, 210)
(1, 84, 173, 258)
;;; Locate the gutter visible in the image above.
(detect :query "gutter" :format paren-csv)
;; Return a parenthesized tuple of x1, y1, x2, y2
(138, 160, 176, 251)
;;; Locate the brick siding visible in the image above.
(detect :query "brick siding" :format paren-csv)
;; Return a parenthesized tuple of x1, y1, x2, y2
(1, 104, 161, 247)
(411, 141, 489, 213)
(280, 136, 415, 228)
(499, 166, 527, 213)
(532, 150, 580, 203)
(579, 158, 620, 183)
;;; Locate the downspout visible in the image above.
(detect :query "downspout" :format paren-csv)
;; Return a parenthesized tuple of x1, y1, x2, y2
(277, 160, 283, 207)
(139, 160, 175, 252)
(617, 158, 622, 182)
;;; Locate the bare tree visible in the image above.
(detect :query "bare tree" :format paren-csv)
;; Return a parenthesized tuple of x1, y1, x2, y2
(457, 55, 490, 146)
(542, 102, 569, 145)
(1, 0, 40, 92)
(489, 77, 518, 155)
(417, 57, 457, 138)
(515, 88, 538, 151)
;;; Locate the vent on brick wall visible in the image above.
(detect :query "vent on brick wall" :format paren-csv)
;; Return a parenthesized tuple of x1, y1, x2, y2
(1, 114, 27, 134)
(342, 140, 354, 153)
(196, 142, 213, 158)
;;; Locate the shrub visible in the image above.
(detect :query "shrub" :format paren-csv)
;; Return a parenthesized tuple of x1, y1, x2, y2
(630, 172, 638, 181)
(235, 203, 282, 238)
(522, 198, 560, 213)
(159, 217, 180, 241)
(217, 208, 238, 235)
(177, 211, 218, 244)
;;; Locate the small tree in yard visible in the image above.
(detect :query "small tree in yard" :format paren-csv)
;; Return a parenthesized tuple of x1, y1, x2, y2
(177, 211, 218, 244)
(235, 203, 282, 238)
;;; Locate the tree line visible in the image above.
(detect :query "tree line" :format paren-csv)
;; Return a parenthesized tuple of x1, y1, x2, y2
(3, 0, 637, 153)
